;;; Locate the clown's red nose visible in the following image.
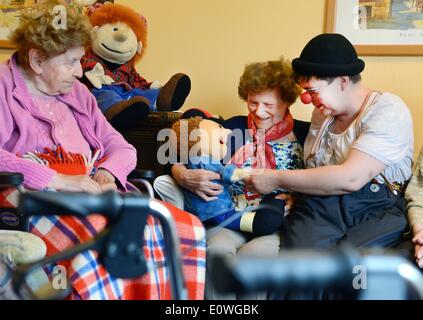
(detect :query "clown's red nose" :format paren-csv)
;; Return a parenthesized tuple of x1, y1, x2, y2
(300, 92, 313, 104)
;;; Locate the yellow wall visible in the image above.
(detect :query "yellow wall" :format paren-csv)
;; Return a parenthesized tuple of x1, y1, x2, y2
(1, 0, 422, 156)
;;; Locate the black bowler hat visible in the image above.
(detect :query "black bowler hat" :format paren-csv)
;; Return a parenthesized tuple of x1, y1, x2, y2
(292, 33, 365, 77)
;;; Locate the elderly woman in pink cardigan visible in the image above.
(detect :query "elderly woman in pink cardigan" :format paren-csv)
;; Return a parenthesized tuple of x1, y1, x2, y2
(0, 0, 205, 299)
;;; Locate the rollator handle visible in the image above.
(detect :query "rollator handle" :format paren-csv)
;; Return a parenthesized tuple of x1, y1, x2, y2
(0, 172, 24, 187)
(18, 190, 133, 218)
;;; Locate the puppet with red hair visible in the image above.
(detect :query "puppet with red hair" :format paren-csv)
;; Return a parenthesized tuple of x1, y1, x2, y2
(81, 3, 191, 130)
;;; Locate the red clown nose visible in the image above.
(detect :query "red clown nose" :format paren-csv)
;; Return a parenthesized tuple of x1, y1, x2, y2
(300, 92, 313, 104)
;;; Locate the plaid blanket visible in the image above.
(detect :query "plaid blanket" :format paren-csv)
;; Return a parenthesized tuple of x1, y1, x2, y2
(1, 188, 205, 300)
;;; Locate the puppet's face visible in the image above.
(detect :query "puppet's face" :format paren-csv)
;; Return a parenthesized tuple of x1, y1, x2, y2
(91, 22, 141, 65)
(198, 119, 232, 161)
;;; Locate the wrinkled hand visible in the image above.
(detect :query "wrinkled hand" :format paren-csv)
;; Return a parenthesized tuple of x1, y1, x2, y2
(85, 63, 115, 89)
(275, 193, 295, 217)
(243, 169, 280, 195)
(178, 169, 223, 202)
(48, 174, 102, 194)
(98, 182, 118, 192)
(92, 169, 118, 192)
(412, 223, 423, 268)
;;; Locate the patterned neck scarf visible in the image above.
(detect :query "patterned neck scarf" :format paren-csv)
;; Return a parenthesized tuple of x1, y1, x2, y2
(230, 111, 294, 169)
(229, 111, 294, 200)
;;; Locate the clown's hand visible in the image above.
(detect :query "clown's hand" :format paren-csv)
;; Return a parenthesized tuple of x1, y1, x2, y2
(85, 63, 115, 89)
(150, 80, 162, 89)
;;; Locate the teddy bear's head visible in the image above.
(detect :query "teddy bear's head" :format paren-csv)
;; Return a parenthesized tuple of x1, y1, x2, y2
(89, 3, 147, 65)
(172, 117, 232, 162)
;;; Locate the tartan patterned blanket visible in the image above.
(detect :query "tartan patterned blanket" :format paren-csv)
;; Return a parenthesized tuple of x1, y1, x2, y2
(0, 188, 205, 300)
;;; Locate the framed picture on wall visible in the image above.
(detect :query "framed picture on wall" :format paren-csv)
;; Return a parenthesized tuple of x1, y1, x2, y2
(0, 0, 35, 49)
(326, 0, 423, 55)
(0, 0, 113, 49)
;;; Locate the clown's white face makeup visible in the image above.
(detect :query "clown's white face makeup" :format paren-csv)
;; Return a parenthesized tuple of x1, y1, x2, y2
(91, 22, 141, 64)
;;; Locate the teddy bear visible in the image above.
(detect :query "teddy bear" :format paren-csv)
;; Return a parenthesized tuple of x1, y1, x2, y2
(80, 3, 191, 130)
(171, 115, 285, 236)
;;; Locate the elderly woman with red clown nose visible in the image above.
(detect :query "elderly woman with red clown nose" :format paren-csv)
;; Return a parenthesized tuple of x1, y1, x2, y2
(244, 33, 414, 255)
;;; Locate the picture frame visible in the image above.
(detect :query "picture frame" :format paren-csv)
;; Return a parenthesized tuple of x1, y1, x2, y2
(0, 0, 34, 49)
(0, 0, 113, 49)
(326, 0, 423, 56)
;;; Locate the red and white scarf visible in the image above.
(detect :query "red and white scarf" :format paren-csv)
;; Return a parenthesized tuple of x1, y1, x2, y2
(230, 111, 294, 169)
(229, 111, 294, 200)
